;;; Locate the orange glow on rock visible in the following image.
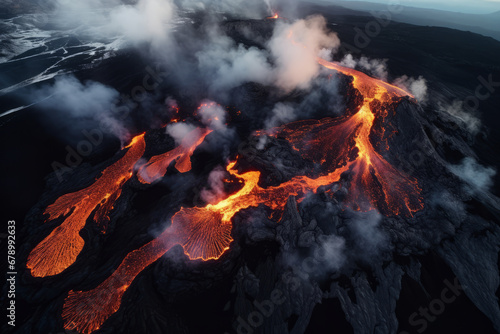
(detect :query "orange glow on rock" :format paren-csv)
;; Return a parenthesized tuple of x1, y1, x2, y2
(27, 134, 146, 278)
(60, 59, 424, 333)
(62, 160, 350, 333)
(266, 59, 423, 216)
(137, 127, 211, 184)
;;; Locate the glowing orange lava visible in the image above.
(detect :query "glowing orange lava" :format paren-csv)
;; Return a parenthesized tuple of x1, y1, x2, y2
(283, 58, 422, 215)
(267, 13, 279, 19)
(62, 160, 351, 333)
(61, 59, 424, 332)
(137, 127, 211, 184)
(27, 134, 146, 278)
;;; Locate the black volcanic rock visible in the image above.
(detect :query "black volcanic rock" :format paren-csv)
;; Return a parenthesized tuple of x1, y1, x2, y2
(3, 9, 500, 334)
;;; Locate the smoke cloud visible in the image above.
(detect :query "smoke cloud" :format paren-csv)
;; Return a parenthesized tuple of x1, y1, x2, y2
(394, 75, 428, 102)
(266, 102, 296, 129)
(269, 15, 340, 92)
(194, 15, 341, 97)
(317, 234, 346, 271)
(347, 209, 387, 258)
(449, 157, 496, 193)
(108, 0, 176, 48)
(29, 75, 130, 140)
(166, 122, 197, 145)
(51, 0, 177, 51)
(439, 100, 481, 134)
(200, 166, 227, 204)
(340, 54, 388, 81)
(195, 32, 273, 93)
(197, 100, 227, 131)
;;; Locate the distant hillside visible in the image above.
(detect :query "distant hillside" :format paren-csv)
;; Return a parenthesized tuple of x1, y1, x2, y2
(331, 0, 500, 40)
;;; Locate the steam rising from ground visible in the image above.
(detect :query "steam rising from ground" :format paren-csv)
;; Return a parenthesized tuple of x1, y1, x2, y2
(340, 54, 388, 81)
(29, 75, 130, 140)
(394, 75, 428, 102)
(449, 157, 496, 193)
(348, 210, 386, 257)
(53, 0, 177, 49)
(439, 100, 481, 134)
(266, 103, 296, 128)
(269, 16, 340, 91)
(25, 0, 344, 142)
(200, 166, 227, 204)
(195, 35, 273, 93)
(166, 122, 197, 145)
(196, 15, 341, 94)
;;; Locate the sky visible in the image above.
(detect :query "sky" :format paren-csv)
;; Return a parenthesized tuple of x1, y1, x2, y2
(337, 0, 500, 14)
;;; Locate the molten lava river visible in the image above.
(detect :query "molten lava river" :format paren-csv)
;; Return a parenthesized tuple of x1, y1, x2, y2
(27, 59, 424, 334)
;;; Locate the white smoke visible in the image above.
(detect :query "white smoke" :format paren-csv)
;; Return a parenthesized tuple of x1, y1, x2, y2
(108, 0, 176, 48)
(166, 122, 197, 145)
(269, 15, 340, 92)
(52, 0, 177, 50)
(29, 75, 130, 140)
(197, 100, 227, 131)
(439, 100, 481, 134)
(263, 0, 273, 14)
(318, 47, 334, 62)
(266, 102, 296, 129)
(317, 234, 346, 271)
(195, 30, 273, 93)
(340, 54, 388, 81)
(449, 157, 496, 194)
(200, 166, 227, 204)
(348, 210, 387, 257)
(195, 15, 341, 95)
(394, 75, 428, 102)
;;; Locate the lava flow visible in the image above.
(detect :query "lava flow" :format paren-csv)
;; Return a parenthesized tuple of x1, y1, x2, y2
(263, 58, 424, 216)
(27, 134, 146, 277)
(62, 160, 352, 333)
(61, 59, 424, 333)
(137, 127, 212, 184)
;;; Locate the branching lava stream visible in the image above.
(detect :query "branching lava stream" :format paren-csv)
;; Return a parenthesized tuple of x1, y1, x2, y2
(60, 59, 424, 333)
(27, 134, 146, 277)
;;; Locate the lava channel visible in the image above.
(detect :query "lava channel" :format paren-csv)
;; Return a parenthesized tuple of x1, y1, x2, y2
(137, 127, 212, 184)
(27, 134, 146, 278)
(62, 60, 424, 332)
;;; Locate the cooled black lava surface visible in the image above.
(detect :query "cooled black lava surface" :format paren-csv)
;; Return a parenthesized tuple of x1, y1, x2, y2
(1, 7, 500, 334)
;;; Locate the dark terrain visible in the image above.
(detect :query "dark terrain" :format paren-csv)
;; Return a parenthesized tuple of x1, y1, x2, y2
(1, 4, 499, 334)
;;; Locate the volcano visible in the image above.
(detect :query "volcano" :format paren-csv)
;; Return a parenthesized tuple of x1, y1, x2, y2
(1, 2, 500, 334)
